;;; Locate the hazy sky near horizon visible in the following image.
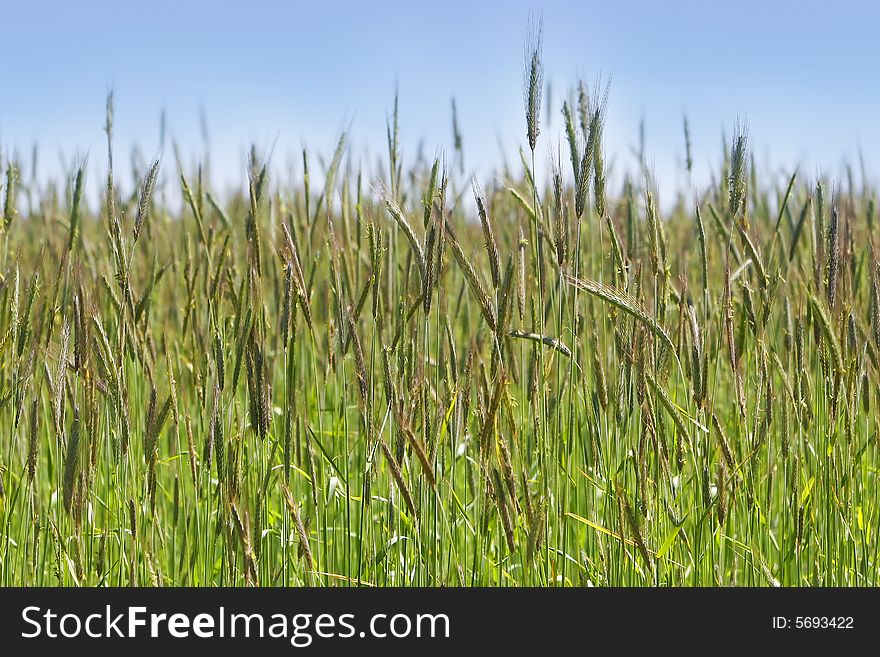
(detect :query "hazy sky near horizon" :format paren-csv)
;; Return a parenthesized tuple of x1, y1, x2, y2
(2, 0, 879, 202)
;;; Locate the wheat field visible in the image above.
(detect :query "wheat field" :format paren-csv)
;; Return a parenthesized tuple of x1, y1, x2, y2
(1, 23, 879, 588)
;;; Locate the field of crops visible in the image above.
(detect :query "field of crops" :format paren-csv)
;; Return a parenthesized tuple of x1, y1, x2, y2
(1, 25, 879, 587)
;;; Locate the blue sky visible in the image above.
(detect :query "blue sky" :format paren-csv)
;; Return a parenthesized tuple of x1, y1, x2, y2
(2, 0, 879, 203)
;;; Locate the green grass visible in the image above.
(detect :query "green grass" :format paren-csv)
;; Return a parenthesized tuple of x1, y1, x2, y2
(1, 52, 879, 588)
